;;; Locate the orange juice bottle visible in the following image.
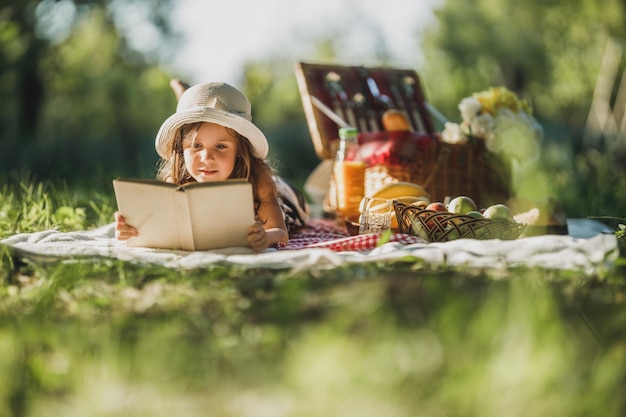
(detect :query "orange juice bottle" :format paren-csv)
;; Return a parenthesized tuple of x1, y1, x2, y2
(334, 127, 365, 220)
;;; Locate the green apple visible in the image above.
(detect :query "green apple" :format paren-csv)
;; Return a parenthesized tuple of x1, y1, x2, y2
(444, 226, 461, 241)
(447, 196, 477, 214)
(410, 217, 430, 240)
(483, 204, 513, 220)
(466, 210, 484, 219)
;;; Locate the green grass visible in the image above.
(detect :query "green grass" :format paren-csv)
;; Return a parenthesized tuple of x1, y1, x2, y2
(0, 175, 116, 239)
(0, 176, 625, 416)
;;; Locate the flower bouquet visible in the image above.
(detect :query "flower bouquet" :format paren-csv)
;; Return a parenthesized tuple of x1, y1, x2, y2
(441, 87, 542, 163)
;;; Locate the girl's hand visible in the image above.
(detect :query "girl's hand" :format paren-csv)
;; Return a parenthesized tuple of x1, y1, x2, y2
(114, 211, 138, 241)
(247, 221, 269, 252)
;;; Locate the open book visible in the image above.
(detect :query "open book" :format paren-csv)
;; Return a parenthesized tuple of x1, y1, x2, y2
(113, 178, 255, 251)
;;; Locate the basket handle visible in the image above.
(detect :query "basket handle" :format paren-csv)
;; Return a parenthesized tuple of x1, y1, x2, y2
(311, 96, 351, 129)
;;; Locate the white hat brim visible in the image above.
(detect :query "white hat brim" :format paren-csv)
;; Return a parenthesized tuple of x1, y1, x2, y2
(155, 106, 269, 159)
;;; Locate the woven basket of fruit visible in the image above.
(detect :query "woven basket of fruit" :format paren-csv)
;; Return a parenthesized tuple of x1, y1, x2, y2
(294, 62, 514, 215)
(393, 200, 526, 242)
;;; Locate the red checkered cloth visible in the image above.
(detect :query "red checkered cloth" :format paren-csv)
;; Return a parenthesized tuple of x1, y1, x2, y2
(280, 218, 425, 251)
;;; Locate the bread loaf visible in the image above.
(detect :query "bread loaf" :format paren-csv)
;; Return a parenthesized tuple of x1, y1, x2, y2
(382, 109, 412, 132)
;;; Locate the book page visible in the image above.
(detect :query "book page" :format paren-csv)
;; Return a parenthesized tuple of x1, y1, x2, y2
(113, 179, 183, 250)
(113, 179, 255, 251)
(185, 181, 255, 250)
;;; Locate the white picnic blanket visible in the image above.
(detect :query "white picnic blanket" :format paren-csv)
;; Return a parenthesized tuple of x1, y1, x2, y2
(1, 218, 618, 274)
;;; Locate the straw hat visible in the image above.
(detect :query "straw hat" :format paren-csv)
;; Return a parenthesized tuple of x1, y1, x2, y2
(155, 82, 269, 159)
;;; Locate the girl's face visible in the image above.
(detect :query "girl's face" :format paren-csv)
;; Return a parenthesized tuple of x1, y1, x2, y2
(183, 122, 239, 182)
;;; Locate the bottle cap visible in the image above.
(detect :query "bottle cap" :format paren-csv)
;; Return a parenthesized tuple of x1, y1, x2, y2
(339, 127, 358, 139)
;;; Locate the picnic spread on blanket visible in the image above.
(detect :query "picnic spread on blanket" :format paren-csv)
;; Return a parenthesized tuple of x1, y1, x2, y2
(1, 63, 621, 273)
(294, 62, 581, 241)
(0, 218, 617, 273)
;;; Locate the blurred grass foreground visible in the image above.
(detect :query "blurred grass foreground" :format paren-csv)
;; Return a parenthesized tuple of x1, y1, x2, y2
(0, 178, 625, 417)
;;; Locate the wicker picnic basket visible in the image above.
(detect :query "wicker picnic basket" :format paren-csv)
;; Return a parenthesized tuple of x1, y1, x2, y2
(295, 62, 512, 212)
(393, 201, 526, 242)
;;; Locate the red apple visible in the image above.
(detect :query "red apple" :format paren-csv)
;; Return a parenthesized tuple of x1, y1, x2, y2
(424, 202, 447, 232)
(426, 202, 447, 212)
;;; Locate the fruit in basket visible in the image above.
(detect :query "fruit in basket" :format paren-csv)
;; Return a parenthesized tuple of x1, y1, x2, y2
(426, 202, 447, 212)
(370, 182, 430, 200)
(447, 195, 477, 214)
(466, 210, 484, 219)
(483, 204, 513, 220)
(391, 198, 426, 227)
(421, 202, 447, 229)
(444, 224, 461, 241)
(390, 196, 429, 230)
(382, 109, 412, 132)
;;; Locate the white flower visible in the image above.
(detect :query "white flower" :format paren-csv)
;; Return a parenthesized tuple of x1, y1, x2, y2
(458, 97, 482, 123)
(443, 87, 543, 163)
(441, 122, 469, 144)
(485, 110, 540, 161)
(469, 113, 495, 138)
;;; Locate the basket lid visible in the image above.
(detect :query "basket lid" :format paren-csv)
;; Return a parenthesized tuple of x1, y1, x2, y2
(295, 62, 436, 160)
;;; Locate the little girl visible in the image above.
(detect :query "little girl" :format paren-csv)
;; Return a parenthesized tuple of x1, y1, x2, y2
(115, 81, 296, 252)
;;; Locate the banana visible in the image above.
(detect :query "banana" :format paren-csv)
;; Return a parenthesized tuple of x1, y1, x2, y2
(369, 182, 430, 200)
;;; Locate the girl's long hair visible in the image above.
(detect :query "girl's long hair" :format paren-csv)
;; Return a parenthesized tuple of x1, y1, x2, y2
(156, 122, 275, 214)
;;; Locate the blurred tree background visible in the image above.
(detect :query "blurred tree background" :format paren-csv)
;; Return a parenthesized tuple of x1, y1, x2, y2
(1, 0, 625, 217)
(421, 0, 626, 217)
(1, 0, 179, 186)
